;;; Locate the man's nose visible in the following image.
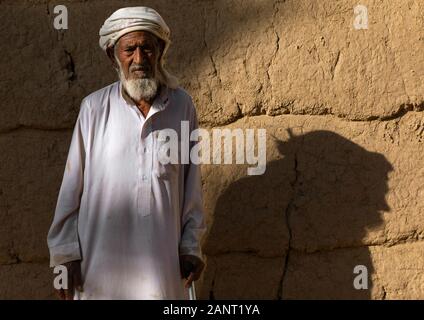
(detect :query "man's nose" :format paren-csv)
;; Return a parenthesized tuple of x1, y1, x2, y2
(133, 47, 146, 65)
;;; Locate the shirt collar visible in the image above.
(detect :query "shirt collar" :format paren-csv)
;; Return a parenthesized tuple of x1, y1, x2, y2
(118, 81, 170, 116)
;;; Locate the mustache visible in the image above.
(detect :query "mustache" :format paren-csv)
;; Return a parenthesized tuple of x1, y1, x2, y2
(129, 64, 151, 72)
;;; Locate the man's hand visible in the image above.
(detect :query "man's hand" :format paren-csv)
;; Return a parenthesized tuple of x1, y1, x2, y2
(180, 255, 205, 289)
(55, 260, 83, 300)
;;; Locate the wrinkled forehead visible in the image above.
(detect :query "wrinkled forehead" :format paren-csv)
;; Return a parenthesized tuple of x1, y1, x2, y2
(117, 30, 160, 47)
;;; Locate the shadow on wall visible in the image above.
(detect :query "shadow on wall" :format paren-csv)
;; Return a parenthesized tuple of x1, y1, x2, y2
(201, 130, 393, 299)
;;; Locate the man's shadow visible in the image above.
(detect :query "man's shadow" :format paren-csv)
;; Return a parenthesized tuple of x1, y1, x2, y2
(200, 130, 393, 299)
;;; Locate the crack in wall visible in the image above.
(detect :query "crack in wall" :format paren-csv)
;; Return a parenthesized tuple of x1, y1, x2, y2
(199, 100, 424, 128)
(372, 101, 424, 121)
(64, 50, 77, 82)
(331, 50, 341, 80)
(0, 259, 49, 266)
(7, 242, 21, 265)
(204, 236, 424, 261)
(265, 1, 281, 98)
(289, 235, 424, 255)
(0, 126, 72, 135)
(382, 18, 411, 103)
(277, 147, 299, 299)
(206, 250, 283, 259)
(2, 101, 424, 137)
(202, 8, 222, 86)
(204, 39, 221, 86)
(381, 285, 387, 300)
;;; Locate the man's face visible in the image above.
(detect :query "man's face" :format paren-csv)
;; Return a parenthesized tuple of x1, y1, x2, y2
(114, 31, 162, 80)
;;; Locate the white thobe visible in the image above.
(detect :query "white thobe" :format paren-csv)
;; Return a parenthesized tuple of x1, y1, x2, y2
(47, 81, 206, 299)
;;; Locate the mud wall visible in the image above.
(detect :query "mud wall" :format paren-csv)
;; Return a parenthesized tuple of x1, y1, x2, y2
(0, 0, 423, 299)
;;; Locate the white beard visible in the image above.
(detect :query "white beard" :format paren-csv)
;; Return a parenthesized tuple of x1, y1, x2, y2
(117, 62, 159, 102)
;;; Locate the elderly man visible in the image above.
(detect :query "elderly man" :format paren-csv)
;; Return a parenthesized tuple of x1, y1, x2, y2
(47, 7, 206, 300)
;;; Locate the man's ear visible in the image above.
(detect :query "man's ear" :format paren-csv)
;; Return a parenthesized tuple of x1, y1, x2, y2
(106, 46, 118, 69)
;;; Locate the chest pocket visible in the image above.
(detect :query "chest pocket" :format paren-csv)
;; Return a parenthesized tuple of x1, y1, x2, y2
(153, 133, 181, 180)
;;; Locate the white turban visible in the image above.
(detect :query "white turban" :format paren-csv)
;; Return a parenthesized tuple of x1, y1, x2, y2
(99, 7, 178, 88)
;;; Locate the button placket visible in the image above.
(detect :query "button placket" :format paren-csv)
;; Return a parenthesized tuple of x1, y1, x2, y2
(137, 119, 143, 216)
(137, 119, 153, 217)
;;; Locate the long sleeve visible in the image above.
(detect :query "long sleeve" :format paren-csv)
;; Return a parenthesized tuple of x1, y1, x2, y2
(179, 100, 207, 260)
(47, 100, 89, 267)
